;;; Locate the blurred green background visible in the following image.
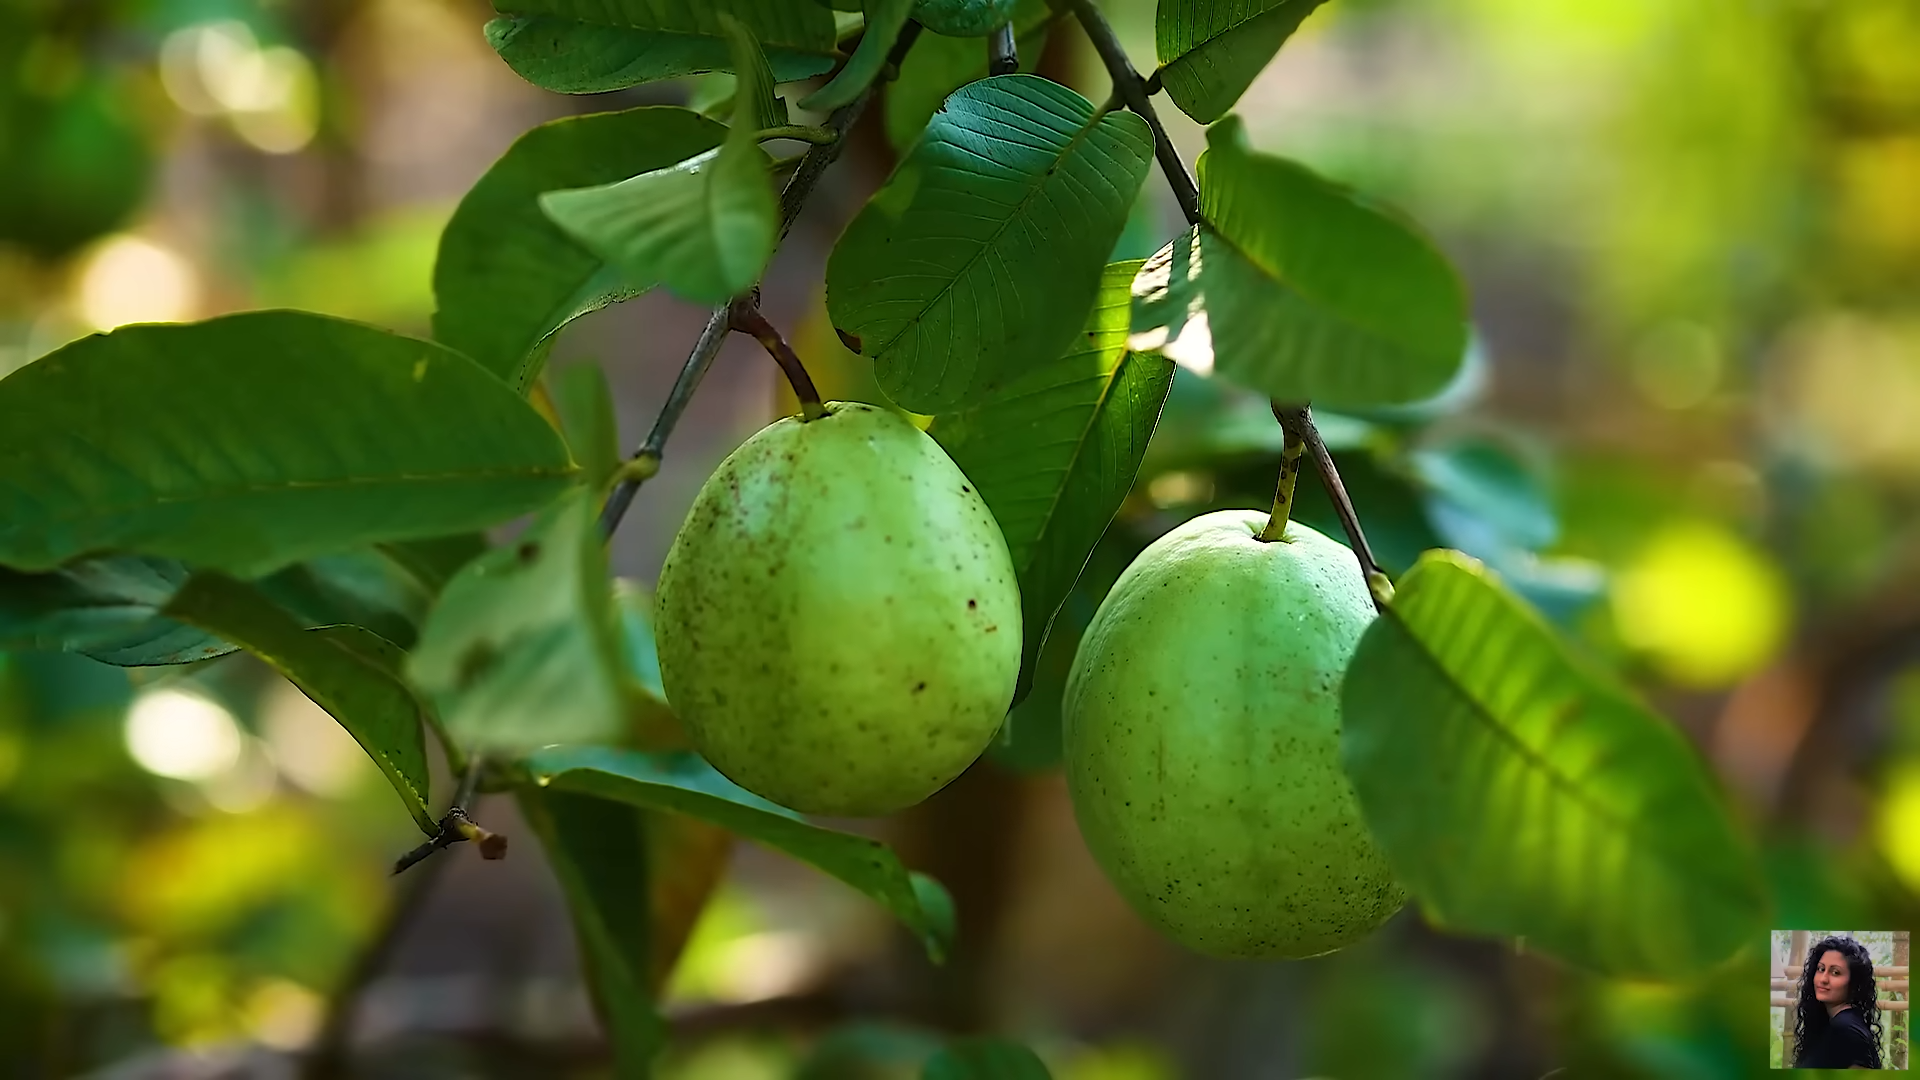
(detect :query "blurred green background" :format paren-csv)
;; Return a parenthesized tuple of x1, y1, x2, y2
(3, 0, 1920, 1076)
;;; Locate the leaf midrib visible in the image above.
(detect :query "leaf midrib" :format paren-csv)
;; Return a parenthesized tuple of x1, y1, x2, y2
(1383, 601, 1742, 903)
(869, 94, 1129, 358)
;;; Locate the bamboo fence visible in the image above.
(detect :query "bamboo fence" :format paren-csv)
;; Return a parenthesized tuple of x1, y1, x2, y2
(1775, 930, 1912, 1068)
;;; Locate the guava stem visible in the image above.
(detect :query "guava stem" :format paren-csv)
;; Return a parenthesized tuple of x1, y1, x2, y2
(1256, 426, 1306, 542)
(730, 297, 827, 421)
(988, 22, 1019, 75)
(1273, 403, 1389, 612)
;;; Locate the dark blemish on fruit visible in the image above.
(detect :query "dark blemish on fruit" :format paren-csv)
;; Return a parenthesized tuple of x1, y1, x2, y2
(967, 599, 976, 609)
(914, 681, 927, 692)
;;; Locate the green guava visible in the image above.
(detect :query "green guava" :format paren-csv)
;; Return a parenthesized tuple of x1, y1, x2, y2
(1062, 509, 1406, 958)
(655, 401, 1021, 816)
(912, 0, 1020, 37)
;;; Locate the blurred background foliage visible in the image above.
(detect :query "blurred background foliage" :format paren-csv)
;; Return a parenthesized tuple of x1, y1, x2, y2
(3, 0, 1920, 1076)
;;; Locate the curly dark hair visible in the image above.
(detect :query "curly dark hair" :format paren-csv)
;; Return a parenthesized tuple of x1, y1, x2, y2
(1792, 934, 1884, 1068)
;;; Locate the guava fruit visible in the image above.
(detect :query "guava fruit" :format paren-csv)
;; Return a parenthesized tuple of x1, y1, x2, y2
(1062, 509, 1405, 958)
(655, 401, 1021, 816)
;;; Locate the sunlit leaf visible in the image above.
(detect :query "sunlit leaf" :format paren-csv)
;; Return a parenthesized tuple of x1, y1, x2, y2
(408, 488, 631, 754)
(434, 107, 727, 390)
(802, 0, 915, 111)
(485, 0, 838, 94)
(1340, 550, 1768, 975)
(527, 744, 957, 962)
(1155, 0, 1329, 124)
(828, 74, 1154, 413)
(1131, 118, 1468, 408)
(0, 312, 577, 577)
(164, 572, 437, 833)
(932, 261, 1172, 702)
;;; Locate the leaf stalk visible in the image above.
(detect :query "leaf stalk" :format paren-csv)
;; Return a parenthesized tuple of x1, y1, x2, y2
(1273, 403, 1388, 611)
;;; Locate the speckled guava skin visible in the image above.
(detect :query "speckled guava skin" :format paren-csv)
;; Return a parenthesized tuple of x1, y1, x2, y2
(1063, 509, 1405, 958)
(655, 401, 1021, 816)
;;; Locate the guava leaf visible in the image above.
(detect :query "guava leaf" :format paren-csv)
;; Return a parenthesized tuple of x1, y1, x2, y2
(552, 362, 621, 493)
(828, 74, 1154, 413)
(163, 572, 437, 834)
(540, 96, 777, 307)
(0, 557, 233, 666)
(1155, 0, 1329, 124)
(912, 0, 1020, 37)
(884, 1, 1052, 151)
(516, 787, 663, 1078)
(526, 744, 957, 963)
(408, 488, 632, 754)
(922, 1038, 1053, 1079)
(722, 12, 790, 131)
(1131, 117, 1468, 408)
(433, 107, 727, 391)
(931, 261, 1173, 703)
(0, 312, 577, 577)
(1408, 434, 1558, 556)
(1340, 550, 1768, 975)
(801, 0, 915, 112)
(484, 0, 838, 94)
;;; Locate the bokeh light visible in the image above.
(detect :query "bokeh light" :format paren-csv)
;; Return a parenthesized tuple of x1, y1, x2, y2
(1610, 519, 1791, 688)
(262, 680, 372, 797)
(76, 235, 200, 331)
(124, 688, 243, 781)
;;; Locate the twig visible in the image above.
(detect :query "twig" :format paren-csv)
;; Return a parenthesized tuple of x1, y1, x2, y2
(729, 294, 825, 420)
(988, 22, 1019, 75)
(302, 851, 449, 1079)
(391, 756, 506, 876)
(756, 124, 839, 145)
(1061, 0, 1202, 226)
(1273, 404, 1391, 610)
(599, 22, 925, 539)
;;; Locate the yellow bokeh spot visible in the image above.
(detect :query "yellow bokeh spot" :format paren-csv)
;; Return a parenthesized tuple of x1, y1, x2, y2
(1611, 519, 1790, 687)
(1878, 763, 1920, 893)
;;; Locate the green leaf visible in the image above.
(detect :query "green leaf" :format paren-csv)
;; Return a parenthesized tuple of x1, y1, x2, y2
(553, 362, 621, 493)
(828, 74, 1154, 413)
(517, 787, 662, 1079)
(540, 105, 778, 307)
(485, 1, 838, 94)
(1131, 117, 1468, 408)
(884, 2, 1052, 151)
(931, 261, 1173, 702)
(1408, 434, 1557, 555)
(0, 557, 233, 666)
(1155, 0, 1329, 124)
(722, 13, 790, 131)
(374, 533, 489, 596)
(0, 312, 578, 577)
(163, 572, 437, 834)
(912, 0, 1020, 37)
(527, 745, 957, 962)
(801, 0, 914, 112)
(922, 1038, 1052, 1080)
(407, 488, 631, 755)
(1340, 551, 1768, 975)
(434, 107, 728, 391)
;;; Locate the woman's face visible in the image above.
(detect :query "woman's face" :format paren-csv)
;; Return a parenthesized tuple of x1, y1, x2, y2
(1814, 950, 1852, 1003)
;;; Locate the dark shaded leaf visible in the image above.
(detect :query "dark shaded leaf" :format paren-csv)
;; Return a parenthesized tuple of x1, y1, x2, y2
(922, 1038, 1052, 1079)
(828, 74, 1154, 413)
(932, 261, 1172, 702)
(527, 744, 957, 962)
(164, 573, 437, 833)
(485, 1, 838, 94)
(802, 0, 915, 111)
(1155, 0, 1328, 124)
(0, 312, 578, 576)
(883, 2, 1051, 150)
(434, 107, 728, 390)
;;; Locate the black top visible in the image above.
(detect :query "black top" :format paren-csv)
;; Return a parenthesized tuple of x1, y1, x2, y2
(1796, 1006, 1879, 1069)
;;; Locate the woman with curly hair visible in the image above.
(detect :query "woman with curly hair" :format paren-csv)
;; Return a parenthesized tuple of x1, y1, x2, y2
(1792, 934, 1885, 1069)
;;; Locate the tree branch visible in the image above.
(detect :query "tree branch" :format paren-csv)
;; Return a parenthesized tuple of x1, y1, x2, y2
(1273, 404, 1391, 610)
(730, 295, 825, 420)
(392, 755, 506, 876)
(599, 22, 925, 539)
(1060, 0, 1202, 226)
